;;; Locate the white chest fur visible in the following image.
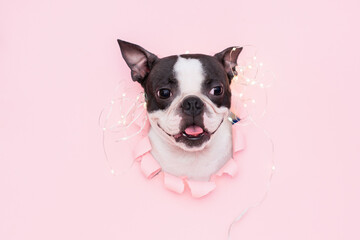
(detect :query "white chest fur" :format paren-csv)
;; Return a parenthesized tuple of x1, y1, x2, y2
(148, 119, 233, 181)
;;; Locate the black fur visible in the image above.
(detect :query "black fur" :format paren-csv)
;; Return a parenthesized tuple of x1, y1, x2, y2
(144, 56, 179, 112)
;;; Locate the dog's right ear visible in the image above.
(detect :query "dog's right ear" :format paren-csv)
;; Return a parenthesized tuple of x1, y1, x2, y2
(214, 46, 242, 83)
(117, 39, 158, 85)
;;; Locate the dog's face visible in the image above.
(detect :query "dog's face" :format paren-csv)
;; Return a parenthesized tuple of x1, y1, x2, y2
(118, 40, 242, 151)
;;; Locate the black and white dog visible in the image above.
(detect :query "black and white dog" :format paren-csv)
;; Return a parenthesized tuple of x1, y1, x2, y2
(117, 40, 242, 181)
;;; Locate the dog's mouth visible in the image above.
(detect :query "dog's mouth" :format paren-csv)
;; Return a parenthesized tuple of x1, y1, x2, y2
(173, 125, 208, 140)
(157, 119, 223, 148)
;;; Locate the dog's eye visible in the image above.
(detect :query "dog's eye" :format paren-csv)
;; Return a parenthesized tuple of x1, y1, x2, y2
(157, 88, 172, 99)
(209, 86, 223, 96)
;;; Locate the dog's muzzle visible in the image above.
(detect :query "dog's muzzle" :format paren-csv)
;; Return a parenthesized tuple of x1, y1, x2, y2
(181, 96, 204, 117)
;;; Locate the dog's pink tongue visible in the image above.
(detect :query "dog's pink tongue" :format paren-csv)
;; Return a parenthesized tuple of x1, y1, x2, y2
(184, 126, 203, 136)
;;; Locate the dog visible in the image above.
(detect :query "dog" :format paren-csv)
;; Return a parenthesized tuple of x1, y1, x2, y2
(117, 40, 242, 181)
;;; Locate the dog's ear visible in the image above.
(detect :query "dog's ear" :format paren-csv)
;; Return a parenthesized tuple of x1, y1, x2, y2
(117, 39, 158, 85)
(214, 46, 242, 83)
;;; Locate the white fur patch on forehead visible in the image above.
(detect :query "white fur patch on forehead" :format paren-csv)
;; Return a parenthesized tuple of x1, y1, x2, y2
(173, 57, 205, 94)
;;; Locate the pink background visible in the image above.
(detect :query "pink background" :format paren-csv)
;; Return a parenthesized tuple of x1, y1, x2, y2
(1, 0, 359, 239)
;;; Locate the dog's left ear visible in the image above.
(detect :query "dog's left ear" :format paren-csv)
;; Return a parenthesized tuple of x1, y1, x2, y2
(214, 46, 243, 83)
(117, 39, 159, 86)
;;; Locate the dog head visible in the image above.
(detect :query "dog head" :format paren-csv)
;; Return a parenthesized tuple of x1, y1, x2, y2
(117, 40, 242, 151)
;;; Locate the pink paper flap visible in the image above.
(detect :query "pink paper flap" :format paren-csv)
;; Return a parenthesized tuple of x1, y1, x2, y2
(232, 124, 245, 153)
(216, 158, 238, 177)
(140, 153, 161, 179)
(163, 172, 185, 194)
(187, 180, 216, 198)
(133, 136, 152, 160)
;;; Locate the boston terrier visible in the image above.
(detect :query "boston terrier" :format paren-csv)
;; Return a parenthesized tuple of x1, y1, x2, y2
(117, 40, 242, 181)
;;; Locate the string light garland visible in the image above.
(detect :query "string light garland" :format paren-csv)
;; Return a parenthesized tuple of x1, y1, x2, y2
(226, 46, 276, 239)
(99, 84, 148, 176)
(99, 45, 276, 238)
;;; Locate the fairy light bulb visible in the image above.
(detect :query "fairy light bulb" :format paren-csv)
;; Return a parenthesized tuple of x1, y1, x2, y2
(185, 50, 190, 54)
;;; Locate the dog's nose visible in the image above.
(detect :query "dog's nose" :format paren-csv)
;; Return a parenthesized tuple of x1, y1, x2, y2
(181, 96, 204, 116)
